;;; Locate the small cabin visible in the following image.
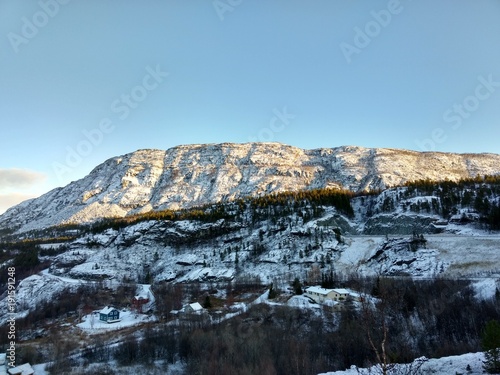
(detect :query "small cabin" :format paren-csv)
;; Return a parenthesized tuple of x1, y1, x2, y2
(184, 302, 204, 313)
(132, 285, 153, 313)
(99, 306, 121, 323)
(132, 295, 150, 313)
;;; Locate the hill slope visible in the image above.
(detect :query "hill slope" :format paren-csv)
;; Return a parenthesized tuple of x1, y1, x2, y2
(2, 142, 500, 233)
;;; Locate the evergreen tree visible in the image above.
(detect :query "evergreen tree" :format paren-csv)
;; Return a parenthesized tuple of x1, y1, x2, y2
(268, 283, 278, 299)
(144, 270, 152, 284)
(320, 271, 335, 288)
(14, 247, 40, 269)
(482, 320, 500, 373)
(371, 276, 381, 297)
(333, 228, 343, 244)
(292, 278, 303, 295)
(203, 296, 212, 309)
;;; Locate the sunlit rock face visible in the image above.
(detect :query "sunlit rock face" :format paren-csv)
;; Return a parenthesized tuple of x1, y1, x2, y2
(2, 142, 499, 233)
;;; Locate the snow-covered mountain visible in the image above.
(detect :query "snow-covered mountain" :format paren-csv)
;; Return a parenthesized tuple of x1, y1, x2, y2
(2, 142, 500, 233)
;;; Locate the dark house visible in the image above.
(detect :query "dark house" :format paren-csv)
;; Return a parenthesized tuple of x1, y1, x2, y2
(99, 306, 120, 323)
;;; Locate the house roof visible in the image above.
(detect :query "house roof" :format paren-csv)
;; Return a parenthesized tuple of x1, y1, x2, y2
(188, 302, 203, 311)
(99, 306, 118, 315)
(305, 286, 334, 295)
(7, 363, 34, 375)
(305, 286, 355, 296)
(332, 288, 350, 295)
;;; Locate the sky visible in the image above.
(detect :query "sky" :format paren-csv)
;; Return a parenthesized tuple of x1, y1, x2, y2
(1, 0, 500, 213)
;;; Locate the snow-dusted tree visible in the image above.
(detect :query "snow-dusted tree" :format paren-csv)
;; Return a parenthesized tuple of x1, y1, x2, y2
(363, 302, 392, 375)
(360, 278, 427, 375)
(482, 320, 500, 374)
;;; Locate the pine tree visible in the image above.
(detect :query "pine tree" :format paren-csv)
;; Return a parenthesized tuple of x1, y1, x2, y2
(371, 276, 381, 298)
(482, 320, 500, 373)
(203, 296, 212, 309)
(292, 278, 303, 295)
(268, 283, 278, 299)
(333, 228, 343, 244)
(144, 270, 152, 284)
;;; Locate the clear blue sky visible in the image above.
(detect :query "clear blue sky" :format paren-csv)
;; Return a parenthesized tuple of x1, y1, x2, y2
(1, 0, 500, 213)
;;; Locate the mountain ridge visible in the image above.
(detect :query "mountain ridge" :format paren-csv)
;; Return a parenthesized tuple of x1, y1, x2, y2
(2, 142, 500, 233)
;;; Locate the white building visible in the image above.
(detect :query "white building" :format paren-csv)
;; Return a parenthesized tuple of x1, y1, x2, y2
(305, 286, 360, 303)
(331, 288, 350, 301)
(184, 302, 204, 313)
(305, 286, 337, 303)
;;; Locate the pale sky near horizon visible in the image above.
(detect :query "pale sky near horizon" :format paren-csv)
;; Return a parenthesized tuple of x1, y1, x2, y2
(1, 0, 500, 213)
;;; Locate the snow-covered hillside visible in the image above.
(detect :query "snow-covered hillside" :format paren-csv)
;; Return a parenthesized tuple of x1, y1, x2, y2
(26, 206, 500, 287)
(2, 142, 500, 233)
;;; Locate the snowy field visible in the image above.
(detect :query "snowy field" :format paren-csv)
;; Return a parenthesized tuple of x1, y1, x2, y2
(77, 309, 155, 333)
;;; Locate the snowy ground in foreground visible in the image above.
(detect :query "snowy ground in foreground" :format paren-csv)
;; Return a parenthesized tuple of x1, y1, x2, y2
(318, 351, 486, 375)
(31, 351, 487, 375)
(77, 310, 155, 333)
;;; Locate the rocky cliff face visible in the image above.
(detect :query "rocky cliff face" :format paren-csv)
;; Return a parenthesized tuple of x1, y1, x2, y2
(2, 142, 500, 233)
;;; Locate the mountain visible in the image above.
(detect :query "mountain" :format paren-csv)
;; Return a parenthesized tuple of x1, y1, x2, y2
(2, 142, 500, 233)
